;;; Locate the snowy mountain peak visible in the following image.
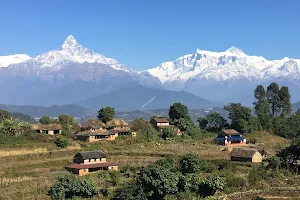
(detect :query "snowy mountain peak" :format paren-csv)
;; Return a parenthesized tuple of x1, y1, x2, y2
(59, 35, 79, 50)
(225, 46, 246, 56)
(0, 54, 32, 67)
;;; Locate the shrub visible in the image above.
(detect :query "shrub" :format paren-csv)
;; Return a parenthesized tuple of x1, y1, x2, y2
(137, 164, 179, 199)
(178, 173, 201, 192)
(248, 167, 268, 184)
(179, 154, 217, 174)
(247, 137, 257, 144)
(225, 176, 247, 189)
(49, 174, 99, 200)
(162, 126, 176, 139)
(112, 182, 147, 200)
(54, 137, 68, 148)
(198, 174, 226, 197)
(109, 170, 121, 186)
(154, 157, 175, 169)
(100, 186, 109, 197)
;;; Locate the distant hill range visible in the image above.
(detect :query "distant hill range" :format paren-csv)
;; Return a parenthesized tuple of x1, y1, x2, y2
(292, 101, 300, 112)
(79, 85, 214, 111)
(0, 104, 91, 118)
(10, 112, 36, 123)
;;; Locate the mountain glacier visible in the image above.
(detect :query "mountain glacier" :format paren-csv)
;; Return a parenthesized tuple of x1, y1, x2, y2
(146, 47, 300, 104)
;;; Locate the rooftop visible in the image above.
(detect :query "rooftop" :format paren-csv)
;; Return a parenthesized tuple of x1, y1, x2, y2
(82, 119, 105, 129)
(74, 150, 107, 160)
(219, 129, 240, 136)
(230, 148, 261, 158)
(31, 124, 62, 130)
(151, 117, 169, 123)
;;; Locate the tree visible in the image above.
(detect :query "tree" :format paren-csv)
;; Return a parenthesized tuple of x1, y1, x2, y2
(98, 107, 115, 123)
(254, 85, 271, 129)
(0, 110, 11, 123)
(49, 174, 99, 200)
(279, 86, 292, 117)
(112, 182, 147, 200)
(54, 137, 69, 148)
(267, 82, 281, 117)
(224, 103, 251, 132)
(130, 118, 149, 131)
(39, 116, 51, 124)
(0, 119, 31, 137)
(168, 103, 189, 121)
(199, 113, 226, 132)
(197, 117, 208, 130)
(58, 114, 75, 126)
(179, 154, 202, 174)
(137, 164, 179, 199)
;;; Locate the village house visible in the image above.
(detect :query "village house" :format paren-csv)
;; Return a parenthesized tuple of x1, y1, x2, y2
(31, 124, 62, 135)
(230, 148, 263, 163)
(81, 119, 105, 132)
(214, 129, 246, 146)
(150, 117, 181, 135)
(76, 118, 136, 143)
(66, 150, 118, 176)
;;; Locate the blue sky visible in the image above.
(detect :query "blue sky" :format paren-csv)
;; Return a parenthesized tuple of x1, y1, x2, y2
(0, 0, 299, 70)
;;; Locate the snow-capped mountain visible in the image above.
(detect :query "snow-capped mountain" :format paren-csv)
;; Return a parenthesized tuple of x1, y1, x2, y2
(0, 35, 161, 105)
(147, 47, 300, 83)
(0, 54, 31, 67)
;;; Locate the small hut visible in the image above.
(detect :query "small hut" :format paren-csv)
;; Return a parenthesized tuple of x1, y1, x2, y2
(66, 150, 118, 176)
(106, 119, 128, 130)
(31, 124, 62, 135)
(230, 148, 262, 163)
(214, 129, 246, 145)
(81, 119, 105, 132)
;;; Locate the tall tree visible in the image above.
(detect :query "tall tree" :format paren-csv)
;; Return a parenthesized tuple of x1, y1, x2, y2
(168, 103, 189, 121)
(279, 86, 292, 117)
(98, 107, 115, 123)
(59, 114, 76, 126)
(253, 85, 271, 129)
(198, 113, 226, 132)
(39, 116, 51, 124)
(267, 82, 281, 117)
(224, 103, 251, 132)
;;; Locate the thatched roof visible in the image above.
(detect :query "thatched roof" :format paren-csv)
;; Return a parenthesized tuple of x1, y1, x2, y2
(219, 129, 240, 136)
(75, 131, 115, 136)
(151, 117, 169, 123)
(31, 124, 62, 130)
(106, 119, 128, 127)
(82, 119, 105, 129)
(230, 148, 261, 158)
(74, 150, 107, 159)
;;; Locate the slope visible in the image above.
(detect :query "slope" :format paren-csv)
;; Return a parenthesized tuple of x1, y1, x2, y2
(79, 85, 213, 111)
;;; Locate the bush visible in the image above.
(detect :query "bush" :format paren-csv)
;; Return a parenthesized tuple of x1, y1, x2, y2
(154, 158, 175, 169)
(248, 167, 268, 184)
(49, 174, 99, 200)
(112, 182, 147, 200)
(100, 186, 109, 197)
(198, 174, 226, 197)
(178, 173, 201, 192)
(54, 137, 68, 148)
(137, 164, 179, 199)
(109, 170, 121, 186)
(179, 154, 217, 174)
(162, 126, 176, 139)
(225, 176, 247, 189)
(247, 137, 257, 144)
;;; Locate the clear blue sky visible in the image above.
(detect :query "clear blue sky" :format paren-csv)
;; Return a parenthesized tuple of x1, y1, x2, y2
(0, 0, 299, 70)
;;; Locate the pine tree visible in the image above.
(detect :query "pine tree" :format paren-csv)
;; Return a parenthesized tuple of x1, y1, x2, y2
(253, 85, 271, 129)
(279, 86, 292, 117)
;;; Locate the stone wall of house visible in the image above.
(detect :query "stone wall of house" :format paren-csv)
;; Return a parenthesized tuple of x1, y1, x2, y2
(252, 152, 263, 163)
(83, 158, 107, 164)
(79, 168, 89, 176)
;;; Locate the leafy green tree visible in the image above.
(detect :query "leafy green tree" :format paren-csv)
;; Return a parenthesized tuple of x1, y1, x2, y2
(154, 158, 175, 169)
(279, 86, 292, 117)
(49, 174, 99, 200)
(197, 117, 208, 130)
(0, 110, 11, 123)
(224, 103, 251, 132)
(198, 174, 226, 197)
(98, 106, 115, 123)
(267, 82, 281, 117)
(272, 117, 291, 138)
(59, 114, 75, 126)
(178, 173, 201, 192)
(169, 102, 189, 121)
(173, 118, 195, 132)
(254, 85, 271, 129)
(0, 119, 31, 137)
(199, 113, 226, 132)
(130, 118, 149, 131)
(39, 116, 51, 124)
(137, 164, 179, 199)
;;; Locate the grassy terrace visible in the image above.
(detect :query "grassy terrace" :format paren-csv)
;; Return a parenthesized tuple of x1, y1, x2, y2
(0, 132, 298, 200)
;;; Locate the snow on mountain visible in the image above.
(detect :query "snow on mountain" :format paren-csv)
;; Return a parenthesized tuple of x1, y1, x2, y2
(147, 47, 300, 83)
(0, 54, 31, 67)
(13, 35, 130, 72)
